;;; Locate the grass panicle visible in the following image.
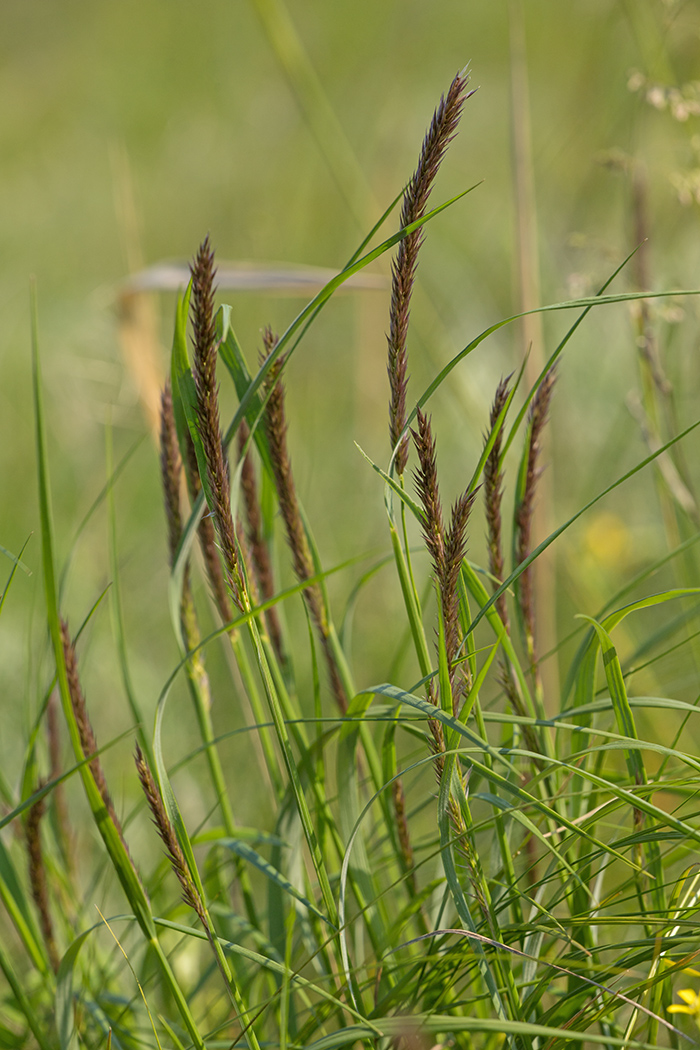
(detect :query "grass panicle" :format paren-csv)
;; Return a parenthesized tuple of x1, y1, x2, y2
(411, 410, 449, 761)
(484, 375, 512, 631)
(442, 488, 476, 711)
(388, 69, 473, 475)
(183, 420, 236, 625)
(391, 774, 416, 891)
(60, 618, 126, 843)
(515, 366, 556, 673)
(411, 407, 445, 576)
(190, 236, 247, 612)
(134, 744, 208, 928)
(412, 407, 476, 715)
(135, 744, 255, 1040)
(482, 376, 540, 741)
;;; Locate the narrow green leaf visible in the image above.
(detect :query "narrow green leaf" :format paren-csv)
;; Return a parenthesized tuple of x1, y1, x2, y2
(579, 616, 643, 784)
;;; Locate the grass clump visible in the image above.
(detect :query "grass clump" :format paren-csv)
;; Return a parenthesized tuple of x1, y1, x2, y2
(4, 68, 700, 1050)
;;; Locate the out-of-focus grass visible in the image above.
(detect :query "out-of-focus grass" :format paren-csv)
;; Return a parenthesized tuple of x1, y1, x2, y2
(2, 0, 700, 783)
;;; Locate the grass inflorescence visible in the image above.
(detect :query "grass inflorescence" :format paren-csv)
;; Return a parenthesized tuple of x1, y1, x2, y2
(4, 67, 700, 1050)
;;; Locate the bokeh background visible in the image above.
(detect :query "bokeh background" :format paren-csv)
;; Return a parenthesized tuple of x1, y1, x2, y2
(2, 0, 700, 820)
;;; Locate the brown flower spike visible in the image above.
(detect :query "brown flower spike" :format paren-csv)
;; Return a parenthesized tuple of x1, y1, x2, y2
(388, 69, 473, 475)
(190, 236, 247, 612)
(412, 408, 476, 715)
(484, 376, 511, 630)
(134, 744, 208, 927)
(515, 367, 556, 673)
(60, 619, 124, 838)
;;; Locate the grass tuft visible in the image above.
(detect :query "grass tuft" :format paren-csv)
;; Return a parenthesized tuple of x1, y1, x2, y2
(5, 66, 700, 1050)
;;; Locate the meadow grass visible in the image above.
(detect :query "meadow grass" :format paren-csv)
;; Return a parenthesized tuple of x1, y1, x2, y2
(4, 66, 700, 1050)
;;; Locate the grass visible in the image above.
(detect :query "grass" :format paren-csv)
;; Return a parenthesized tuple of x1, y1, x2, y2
(5, 42, 700, 1050)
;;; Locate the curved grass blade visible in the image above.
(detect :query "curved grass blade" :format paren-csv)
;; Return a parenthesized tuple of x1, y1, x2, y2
(500, 247, 641, 464)
(152, 914, 381, 1034)
(0, 539, 31, 577)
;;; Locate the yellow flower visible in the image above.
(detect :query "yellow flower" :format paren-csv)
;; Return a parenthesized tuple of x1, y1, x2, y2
(668, 988, 700, 1022)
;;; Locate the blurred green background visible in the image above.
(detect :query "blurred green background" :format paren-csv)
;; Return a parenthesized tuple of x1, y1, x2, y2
(2, 0, 700, 822)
